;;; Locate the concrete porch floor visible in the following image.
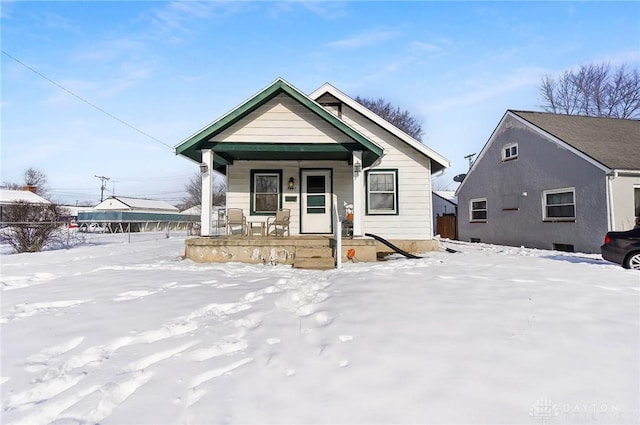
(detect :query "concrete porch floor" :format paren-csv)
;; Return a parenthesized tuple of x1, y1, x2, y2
(183, 235, 378, 266)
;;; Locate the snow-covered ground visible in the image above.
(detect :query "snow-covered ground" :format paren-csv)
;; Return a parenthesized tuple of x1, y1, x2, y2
(1, 234, 638, 424)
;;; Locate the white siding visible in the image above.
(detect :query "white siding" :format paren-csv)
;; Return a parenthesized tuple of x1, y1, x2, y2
(611, 174, 640, 230)
(216, 94, 347, 144)
(224, 95, 438, 240)
(227, 160, 354, 235)
(339, 104, 434, 239)
(94, 199, 130, 210)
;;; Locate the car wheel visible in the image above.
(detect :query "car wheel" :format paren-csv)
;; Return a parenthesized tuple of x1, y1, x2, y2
(624, 252, 640, 270)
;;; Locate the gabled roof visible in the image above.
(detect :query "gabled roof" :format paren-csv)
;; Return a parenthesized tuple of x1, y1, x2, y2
(0, 189, 51, 205)
(174, 78, 384, 169)
(95, 196, 178, 212)
(433, 190, 458, 205)
(310, 83, 451, 174)
(511, 110, 640, 171)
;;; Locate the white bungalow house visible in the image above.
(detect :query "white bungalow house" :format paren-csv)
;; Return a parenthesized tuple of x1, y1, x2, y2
(0, 188, 51, 222)
(456, 110, 640, 253)
(174, 78, 449, 264)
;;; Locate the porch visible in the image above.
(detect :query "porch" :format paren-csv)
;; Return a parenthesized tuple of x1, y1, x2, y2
(184, 235, 377, 270)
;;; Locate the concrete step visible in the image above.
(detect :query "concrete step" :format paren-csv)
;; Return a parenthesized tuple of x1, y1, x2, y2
(293, 246, 335, 270)
(296, 246, 333, 258)
(293, 256, 336, 270)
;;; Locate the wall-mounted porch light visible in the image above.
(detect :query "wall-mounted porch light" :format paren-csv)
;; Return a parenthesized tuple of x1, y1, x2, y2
(288, 177, 295, 190)
(199, 164, 208, 174)
(353, 162, 362, 174)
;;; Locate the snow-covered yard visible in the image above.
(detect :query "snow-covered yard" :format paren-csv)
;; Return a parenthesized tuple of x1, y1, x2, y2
(1, 235, 638, 424)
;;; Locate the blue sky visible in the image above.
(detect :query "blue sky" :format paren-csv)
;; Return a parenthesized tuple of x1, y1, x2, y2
(2, 1, 639, 205)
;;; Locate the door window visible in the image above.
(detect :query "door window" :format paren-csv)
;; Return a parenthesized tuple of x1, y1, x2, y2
(306, 175, 326, 214)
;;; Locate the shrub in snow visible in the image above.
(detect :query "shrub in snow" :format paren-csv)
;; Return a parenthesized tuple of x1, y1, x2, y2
(0, 201, 68, 253)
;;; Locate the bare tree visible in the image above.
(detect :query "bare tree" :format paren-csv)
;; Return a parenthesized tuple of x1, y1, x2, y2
(0, 201, 67, 253)
(540, 63, 640, 119)
(354, 97, 425, 140)
(2, 167, 51, 199)
(180, 172, 226, 210)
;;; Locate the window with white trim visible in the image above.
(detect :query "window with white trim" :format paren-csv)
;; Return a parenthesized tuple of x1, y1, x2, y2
(366, 170, 398, 215)
(543, 188, 575, 221)
(470, 198, 487, 222)
(251, 170, 281, 214)
(502, 143, 518, 161)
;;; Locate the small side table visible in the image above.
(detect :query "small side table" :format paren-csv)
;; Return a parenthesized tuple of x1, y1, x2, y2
(342, 220, 353, 237)
(248, 221, 265, 236)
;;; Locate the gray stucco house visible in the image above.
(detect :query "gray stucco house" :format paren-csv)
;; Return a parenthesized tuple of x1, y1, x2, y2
(456, 110, 640, 253)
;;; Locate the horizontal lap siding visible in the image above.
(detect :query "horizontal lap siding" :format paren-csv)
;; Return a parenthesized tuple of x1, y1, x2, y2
(340, 105, 433, 240)
(228, 160, 354, 235)
(216, 94, 346, 143)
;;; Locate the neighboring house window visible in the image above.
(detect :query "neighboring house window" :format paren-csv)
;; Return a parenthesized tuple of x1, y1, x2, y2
(543, 188, 575, 221)
(366, 170, 398, 215)
(251, 170, 281, 214)
(470, 198, 487, 222)
(502, 143, 518, 161)
(635, 187, 640, 218)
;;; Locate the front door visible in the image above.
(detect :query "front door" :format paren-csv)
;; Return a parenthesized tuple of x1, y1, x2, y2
(300, 169, 332, 234)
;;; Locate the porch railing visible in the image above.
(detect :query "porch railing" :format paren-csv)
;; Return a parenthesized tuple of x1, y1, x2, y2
(332, 194, 342, 269)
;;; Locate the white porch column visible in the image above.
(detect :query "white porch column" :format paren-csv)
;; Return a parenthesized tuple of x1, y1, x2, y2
(352, 151, 364, 236)
(200, 149, 214, 236)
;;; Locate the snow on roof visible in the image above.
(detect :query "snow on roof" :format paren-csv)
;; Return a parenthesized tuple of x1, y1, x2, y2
(95, 196, 179, 212)
(0, 189, 51, 205)
(433, 190, 458, 205)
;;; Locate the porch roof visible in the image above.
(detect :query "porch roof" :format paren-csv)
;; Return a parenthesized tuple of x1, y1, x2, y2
(174, 78, 384, 173)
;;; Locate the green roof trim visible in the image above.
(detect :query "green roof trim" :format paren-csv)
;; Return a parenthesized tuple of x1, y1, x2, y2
(174, 78, 383, 167)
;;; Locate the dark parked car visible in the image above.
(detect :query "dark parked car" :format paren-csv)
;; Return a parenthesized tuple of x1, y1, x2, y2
(601, 227, 640, 270)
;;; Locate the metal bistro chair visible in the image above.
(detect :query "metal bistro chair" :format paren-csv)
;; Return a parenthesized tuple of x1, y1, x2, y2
(267, 209, 291, 236)
(226, 208, 247, 236)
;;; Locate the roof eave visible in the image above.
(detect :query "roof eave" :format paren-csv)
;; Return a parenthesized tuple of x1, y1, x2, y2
(310, 83, 451, 173)
(175, 78, 384, 164)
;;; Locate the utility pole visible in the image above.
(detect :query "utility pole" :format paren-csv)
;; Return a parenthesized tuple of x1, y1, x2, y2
(464, 153, 476, 170)
(95, 175, 110, 202)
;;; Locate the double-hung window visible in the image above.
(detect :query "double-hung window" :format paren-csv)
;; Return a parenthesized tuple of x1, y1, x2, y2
(502, 143, 518, 161)
(366, 170, 398, 215)
(251, 170, 281, 215)
(543, 188, 575, 221)
(470, 198, 487, 222)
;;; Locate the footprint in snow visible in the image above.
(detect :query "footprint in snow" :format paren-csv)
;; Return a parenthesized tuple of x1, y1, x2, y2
(113, 290, 157, 301)
(21, 337, 85, 372)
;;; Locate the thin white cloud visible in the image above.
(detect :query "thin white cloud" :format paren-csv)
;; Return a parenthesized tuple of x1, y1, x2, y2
(409, 39, 451, 53)
(143, 1, 249, 42)
(73, 39, 146, 63)
(425, 67, 547, 112)
(102, 64, 154, 97)
(326, 30, 400, 49)
(40, 11, 81, 33)
(265, 1, 347, 20)
(299, 1, 348, 19)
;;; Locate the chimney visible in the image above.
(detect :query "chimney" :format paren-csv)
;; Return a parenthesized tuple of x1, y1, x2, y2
(24, 185, 37, 193)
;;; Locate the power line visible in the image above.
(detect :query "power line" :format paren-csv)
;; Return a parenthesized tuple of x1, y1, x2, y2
(2, 49, 173, 149)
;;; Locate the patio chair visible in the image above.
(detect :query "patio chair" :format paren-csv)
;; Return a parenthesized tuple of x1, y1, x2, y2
(267, 209, 290, 236)
(226, 208, 247, 236)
